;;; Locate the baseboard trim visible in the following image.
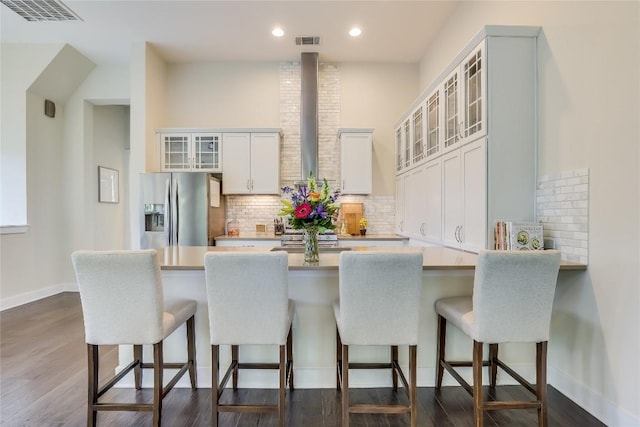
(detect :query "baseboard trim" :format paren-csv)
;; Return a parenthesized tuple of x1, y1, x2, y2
(0, 283, 75, 311)
(548, 365, 639, 426)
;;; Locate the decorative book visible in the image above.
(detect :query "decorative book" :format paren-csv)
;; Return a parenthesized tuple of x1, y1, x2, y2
(495, 221, 544, 251)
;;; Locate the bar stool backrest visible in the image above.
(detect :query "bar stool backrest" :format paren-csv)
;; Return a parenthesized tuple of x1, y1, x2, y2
(71, 250, 165, 345)
(472, 250, 561, 343)
(204, 251, 289, 345)
(338, 251, 423, 346)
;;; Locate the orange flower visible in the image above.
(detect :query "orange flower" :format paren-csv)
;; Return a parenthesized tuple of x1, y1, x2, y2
(308, 192, 321, 202)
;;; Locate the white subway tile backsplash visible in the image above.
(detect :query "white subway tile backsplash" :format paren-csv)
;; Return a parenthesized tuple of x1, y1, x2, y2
(536, 169, 589, 264)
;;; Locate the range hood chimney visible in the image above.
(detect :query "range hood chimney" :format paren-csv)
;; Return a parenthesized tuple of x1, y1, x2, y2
(300, 52, 318, 180)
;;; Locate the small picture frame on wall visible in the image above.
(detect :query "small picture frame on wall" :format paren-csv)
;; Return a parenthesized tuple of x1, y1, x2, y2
(98, 166, 119, 203)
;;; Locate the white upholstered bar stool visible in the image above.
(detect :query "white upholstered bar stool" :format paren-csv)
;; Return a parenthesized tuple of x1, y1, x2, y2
(203, 251, 293, 427)
(435, 250, 561, 427)
(71, 250, 197, 427)
(334, 251, 423, 427)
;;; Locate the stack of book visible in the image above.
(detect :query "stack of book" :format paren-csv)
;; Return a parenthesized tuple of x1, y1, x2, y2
(494, 221, 544, 250)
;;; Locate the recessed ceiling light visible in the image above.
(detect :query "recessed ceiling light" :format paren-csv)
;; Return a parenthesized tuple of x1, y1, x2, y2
(272, 27, 285, 37)
(349, 27, 362, 37)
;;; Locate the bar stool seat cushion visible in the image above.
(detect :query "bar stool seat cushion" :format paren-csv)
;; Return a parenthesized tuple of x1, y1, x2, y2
(163, 299, 198, 338)
(434, 296, 474, 337)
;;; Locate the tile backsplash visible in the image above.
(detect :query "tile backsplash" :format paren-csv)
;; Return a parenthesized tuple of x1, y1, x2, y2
(224, 61, 394, 235)
(536, 168, 589, 264)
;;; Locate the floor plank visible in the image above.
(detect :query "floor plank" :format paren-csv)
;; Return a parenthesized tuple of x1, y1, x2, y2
(1, 293, 606, 426)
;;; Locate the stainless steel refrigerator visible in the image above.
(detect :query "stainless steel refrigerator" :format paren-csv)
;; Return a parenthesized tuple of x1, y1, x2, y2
(140, 172, 225, 249)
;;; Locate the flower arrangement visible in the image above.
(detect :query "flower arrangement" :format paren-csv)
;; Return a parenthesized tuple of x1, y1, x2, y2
(359, 217, 368, 230)
(279, 172, 340, 232)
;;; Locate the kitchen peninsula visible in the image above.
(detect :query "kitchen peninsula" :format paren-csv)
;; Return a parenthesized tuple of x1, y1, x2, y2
(121, 245, 585, 390)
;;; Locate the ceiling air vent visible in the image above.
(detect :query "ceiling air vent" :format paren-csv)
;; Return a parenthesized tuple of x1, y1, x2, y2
(1, 0, 82, 21)
(295, 36, 320, 46)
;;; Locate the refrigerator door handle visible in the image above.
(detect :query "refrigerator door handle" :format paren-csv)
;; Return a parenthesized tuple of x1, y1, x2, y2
(164, 177, 171, 246)
(173, 180, 180, 246)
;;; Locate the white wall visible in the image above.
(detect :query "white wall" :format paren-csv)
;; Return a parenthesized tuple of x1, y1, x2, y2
(417, 2, 639, 425)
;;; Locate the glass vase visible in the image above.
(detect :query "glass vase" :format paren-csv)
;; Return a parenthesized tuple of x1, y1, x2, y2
(303, 225, 320, 263)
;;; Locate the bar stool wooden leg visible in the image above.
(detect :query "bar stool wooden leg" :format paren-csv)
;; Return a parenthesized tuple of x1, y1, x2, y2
(232, 345, 239, 390)
(153, 342, 164, 427)
(436, 315, 447, 388)
(391, 345, 399, 391)
(537, 341, 548, 427)
(87, 344, 98, 427)
(187, 316, 197, 389)
(279, 345, 286, 427)
(336, 327, 342, 391)
(211, 344, 219, 427)
(134, 344, 143, 390)
(489, 344, 498, 388)
(409, 345, 417, 427)
(286, 326, 294, 390)
(341, 344, 350, 427)
(473, 340, 484, 427)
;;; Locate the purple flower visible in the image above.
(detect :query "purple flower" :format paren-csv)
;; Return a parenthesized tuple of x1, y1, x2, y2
(309, 204, 327, 219)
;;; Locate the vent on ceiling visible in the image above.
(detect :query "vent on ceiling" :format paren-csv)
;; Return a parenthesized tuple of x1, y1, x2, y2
(1, 0, 82, 21)
(295, 36, 320, 46)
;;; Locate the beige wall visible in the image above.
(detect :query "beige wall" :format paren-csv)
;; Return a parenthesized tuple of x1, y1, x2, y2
(340, 63, 418, 196)
(164, 62, 281, 128)
(417, 2, 639, 424)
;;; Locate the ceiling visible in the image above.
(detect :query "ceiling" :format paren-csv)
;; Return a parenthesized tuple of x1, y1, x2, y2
(1, 0, 460, 65)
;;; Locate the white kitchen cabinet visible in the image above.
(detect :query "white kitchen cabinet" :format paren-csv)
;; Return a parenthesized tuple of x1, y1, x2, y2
(159, 132, 222, 172)
(395, 173, 410, 235)
(422, 158, 442, 243)
(408, 166, 426, 239)
(222, 132, 280, 194)
(339, 128, 373, 194)
(395, 26, 540, 251)
(442, 139, 486, 252)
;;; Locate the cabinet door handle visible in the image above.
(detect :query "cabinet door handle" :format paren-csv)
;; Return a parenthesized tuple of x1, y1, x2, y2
(247, 179, 251, 190)
(251, 179, 254, 191)
(342, 179, 345, 190)
(458, 121, 464, 139)
(455, 225, 460, 242)
(420, 223, 425, 236)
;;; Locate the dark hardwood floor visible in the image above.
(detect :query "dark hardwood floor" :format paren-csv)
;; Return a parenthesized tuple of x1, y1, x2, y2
(1, 293, 605, 426)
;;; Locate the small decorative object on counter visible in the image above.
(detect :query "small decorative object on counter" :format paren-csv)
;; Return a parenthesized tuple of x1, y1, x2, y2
(359, 217, 368, 236)
(279, 172, 340, 263)
(227, 219, 240, 237)
(274, 218, 285, 235)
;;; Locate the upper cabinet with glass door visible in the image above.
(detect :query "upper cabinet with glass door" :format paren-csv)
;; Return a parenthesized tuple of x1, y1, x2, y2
(159, 132, 222, 172)
(441, 40, 486, 154)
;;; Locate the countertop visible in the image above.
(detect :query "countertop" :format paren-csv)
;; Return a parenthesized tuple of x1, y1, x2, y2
(214, 232, 409, 241)
(157, 246, 587, 271)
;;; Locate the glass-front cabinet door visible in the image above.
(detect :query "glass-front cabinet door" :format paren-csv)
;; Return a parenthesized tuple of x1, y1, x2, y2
(403, 119, 411, 169)
(396, 126, 403, 172)
(412, 105, 424, 164)
(192, 133, 222, 171)
(461, 42, 486, 142)
(161, 133, 191, 171)
(426, 88, 440, 158)
(443, 68, 460, 152)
